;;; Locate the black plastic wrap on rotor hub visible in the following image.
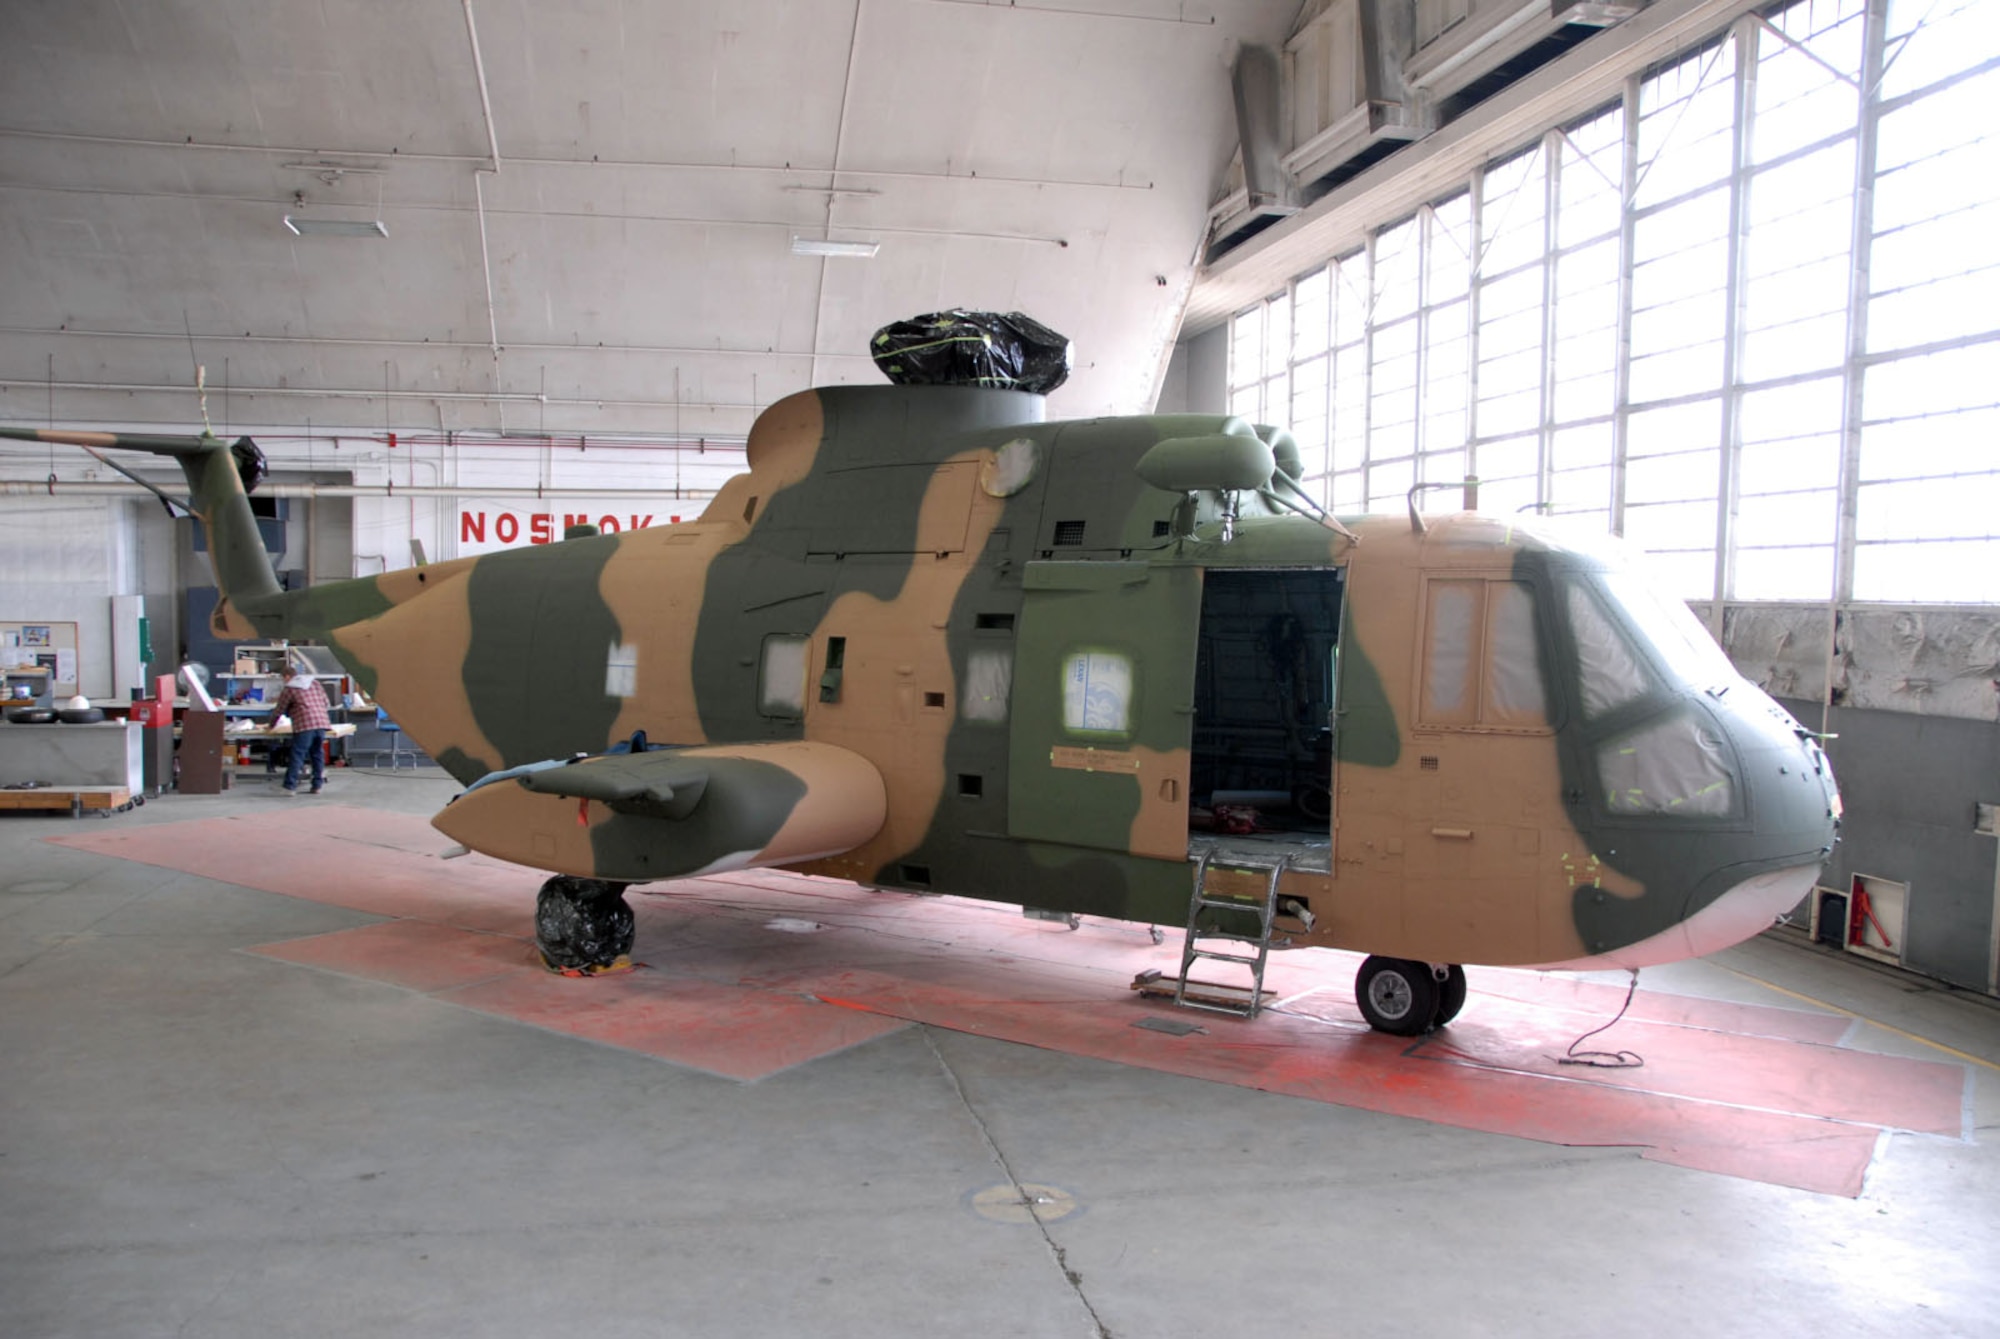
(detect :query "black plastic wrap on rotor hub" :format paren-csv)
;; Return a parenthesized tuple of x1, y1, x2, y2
(535, 878, 636, 969)
(869, 310, 1073, 394)
(231, 436, 268, 492)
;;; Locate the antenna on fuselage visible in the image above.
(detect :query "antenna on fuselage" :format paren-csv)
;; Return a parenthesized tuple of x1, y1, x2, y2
(1406, 477, 1481, 534)
(1260, 473, 1359, 543)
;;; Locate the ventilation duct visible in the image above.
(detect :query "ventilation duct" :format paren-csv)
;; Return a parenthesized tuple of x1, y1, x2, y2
(1206, 45, 1300, 257)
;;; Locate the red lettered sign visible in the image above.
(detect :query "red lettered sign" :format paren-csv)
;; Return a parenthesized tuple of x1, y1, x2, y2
(457, 502, 676, 555)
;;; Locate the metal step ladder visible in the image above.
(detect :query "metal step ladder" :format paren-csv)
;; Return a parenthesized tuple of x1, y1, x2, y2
(1172, 850, 1290, 1019)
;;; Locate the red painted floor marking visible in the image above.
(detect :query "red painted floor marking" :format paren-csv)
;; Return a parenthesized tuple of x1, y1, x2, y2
(441, 971, 907, 1083)
(244, 890, 906, 1082)
(253, 918, 540, 995)
(1457, 972, 1855, 1045)
(735, 962, 1889, 1193)
(1409, 998, 1963, 1137)
(57, 806, 524, 931)
(52, 810, 1970, 1196)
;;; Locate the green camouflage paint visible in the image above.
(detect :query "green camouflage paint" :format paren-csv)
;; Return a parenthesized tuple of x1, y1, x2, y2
(463, 533, 627, 769)
(582, 754, 809, 881)
(690, 387, 1042, 745)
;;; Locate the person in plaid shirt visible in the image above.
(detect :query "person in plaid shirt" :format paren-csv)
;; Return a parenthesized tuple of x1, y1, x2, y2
(271, 663, 332, 796)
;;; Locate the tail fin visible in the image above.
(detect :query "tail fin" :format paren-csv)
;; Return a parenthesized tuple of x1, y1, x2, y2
(1, 428, 284, 618)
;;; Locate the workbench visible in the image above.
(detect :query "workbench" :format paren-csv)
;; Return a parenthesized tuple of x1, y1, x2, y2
(211, 721, 358, 771)
(0, 720, 144, 816)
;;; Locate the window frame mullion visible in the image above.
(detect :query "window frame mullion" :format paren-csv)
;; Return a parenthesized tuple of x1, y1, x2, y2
(1612, 76, 1641, 538)
(1834, 0, 1889, 610)
(1711, 16, 1758, 634)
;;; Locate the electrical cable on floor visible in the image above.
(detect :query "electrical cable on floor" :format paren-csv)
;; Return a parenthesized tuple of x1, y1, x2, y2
(1556, 967, 1645, 1069)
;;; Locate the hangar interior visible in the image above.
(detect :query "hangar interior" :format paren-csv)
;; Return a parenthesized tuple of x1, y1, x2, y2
(2, 1, 1996, 1335)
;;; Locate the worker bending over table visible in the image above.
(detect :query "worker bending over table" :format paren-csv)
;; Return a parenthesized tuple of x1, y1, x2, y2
(270, 663, 331, 796)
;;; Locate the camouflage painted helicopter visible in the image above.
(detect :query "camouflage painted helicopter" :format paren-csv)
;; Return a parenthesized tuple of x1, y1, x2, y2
(2, 366, 1840, 1034)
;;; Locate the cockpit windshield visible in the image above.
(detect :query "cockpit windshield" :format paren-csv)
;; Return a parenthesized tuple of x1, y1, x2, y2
(1561, 566, 1741, 721)
(1565, 582, 1652, 719)
(1598, 572, 1738, 691)
(1560, 570, 1744, 820)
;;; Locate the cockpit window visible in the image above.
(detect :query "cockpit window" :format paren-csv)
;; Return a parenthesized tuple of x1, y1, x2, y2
(1420, 578, 1550, 731)
(1599, 572, 1738, 690)
(1597, 711, 1735, 818)
(1565, 582, 1651, 719)
(1422, 581, 1479, 722)
(1484, 581, 1547, 726)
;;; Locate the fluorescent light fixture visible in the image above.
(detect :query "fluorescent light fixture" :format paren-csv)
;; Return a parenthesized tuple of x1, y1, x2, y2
(284, 216, 388, 238)
(790, 236, 879, 258)
(279, 160, 387, 176)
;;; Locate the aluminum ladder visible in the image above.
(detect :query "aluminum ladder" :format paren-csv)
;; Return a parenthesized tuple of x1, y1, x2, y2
(1172, 850, 1290, 1019)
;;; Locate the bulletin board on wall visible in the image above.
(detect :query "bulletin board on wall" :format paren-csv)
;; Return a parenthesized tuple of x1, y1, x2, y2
(0, 621, 81, 698)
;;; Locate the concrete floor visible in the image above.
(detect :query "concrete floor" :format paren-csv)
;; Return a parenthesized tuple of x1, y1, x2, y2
(2, 770, 1996, 1338)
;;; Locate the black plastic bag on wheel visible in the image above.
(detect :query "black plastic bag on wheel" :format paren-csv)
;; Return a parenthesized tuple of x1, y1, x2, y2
(535, 879, 635, 969)
(870, 310, 1072, 394)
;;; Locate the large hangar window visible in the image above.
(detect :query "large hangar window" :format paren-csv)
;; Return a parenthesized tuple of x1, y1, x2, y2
(1226, 0, 2000, 607)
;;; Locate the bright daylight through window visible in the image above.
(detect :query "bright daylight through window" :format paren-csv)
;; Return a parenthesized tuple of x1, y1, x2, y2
(1228, 0, 2000, 605)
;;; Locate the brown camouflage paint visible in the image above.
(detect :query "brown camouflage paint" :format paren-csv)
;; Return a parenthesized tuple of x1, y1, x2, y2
(794, 448, 1006, 881)
(332, 572, 508, 779)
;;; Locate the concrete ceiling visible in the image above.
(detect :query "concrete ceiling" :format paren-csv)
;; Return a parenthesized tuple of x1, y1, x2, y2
(0, 0, 1298, 439)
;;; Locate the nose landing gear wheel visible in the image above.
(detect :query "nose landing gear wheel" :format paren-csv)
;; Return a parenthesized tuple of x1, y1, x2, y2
(1355, 956, 1467, 1034)
(1355, 956, 1437, 1035)
(1434, 963, 1468, 1026)
(535, 876, 635, 973)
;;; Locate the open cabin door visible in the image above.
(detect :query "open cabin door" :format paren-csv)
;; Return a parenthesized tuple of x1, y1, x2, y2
(1189, 567, 1345, 861)
(1007, 561, 1202, 859)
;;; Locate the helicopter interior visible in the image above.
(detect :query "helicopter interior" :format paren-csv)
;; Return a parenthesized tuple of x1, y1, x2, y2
(1189, 568, 1343, 846)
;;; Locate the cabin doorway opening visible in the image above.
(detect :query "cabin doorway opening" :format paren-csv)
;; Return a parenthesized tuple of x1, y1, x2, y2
(1189, 568, 1344, 855)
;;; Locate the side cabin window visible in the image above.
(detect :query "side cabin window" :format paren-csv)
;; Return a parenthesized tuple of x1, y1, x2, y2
(1417, 578, 1550, 732)
(962, 647, 1013, 723)
(758, 633, 811, 718)
(1060, 649, 1134, 739)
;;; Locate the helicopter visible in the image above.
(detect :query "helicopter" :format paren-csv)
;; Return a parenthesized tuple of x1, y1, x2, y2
(0, 358, 1839, 1035)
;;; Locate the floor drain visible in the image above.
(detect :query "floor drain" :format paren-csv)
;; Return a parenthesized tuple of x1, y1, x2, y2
(968, 1182, 1081, 1224)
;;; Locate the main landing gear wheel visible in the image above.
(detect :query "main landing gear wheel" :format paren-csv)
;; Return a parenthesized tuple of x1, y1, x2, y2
(1355, 957, 1467, 1035)
(535, 876, 635, 973)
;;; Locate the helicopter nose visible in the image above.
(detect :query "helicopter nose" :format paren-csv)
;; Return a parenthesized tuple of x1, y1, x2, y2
(1802, 730, 1843, 826)
(1727, 688, 1843, 861)
(1660, 691, 1840, 951)
(1675, 862, 1825, 959)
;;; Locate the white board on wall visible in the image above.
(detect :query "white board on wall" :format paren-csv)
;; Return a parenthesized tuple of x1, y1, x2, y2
(0, 619, 81, 698)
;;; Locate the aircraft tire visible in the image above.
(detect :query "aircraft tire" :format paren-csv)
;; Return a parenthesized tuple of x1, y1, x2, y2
(1355, 955, 1439, 1036)
(1433, 964, 1468, 1027)
(535, 876, 636, 971)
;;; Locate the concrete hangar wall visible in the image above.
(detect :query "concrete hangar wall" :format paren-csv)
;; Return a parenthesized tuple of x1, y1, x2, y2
(1169, 0, 2000, 996)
